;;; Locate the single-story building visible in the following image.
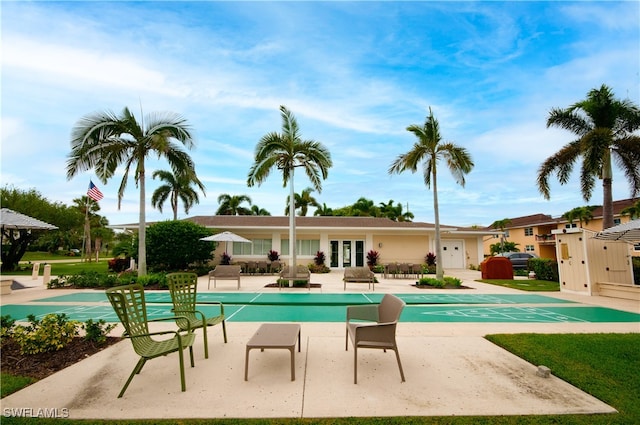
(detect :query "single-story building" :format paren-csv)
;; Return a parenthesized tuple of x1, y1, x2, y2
(182, 215, 495, 270)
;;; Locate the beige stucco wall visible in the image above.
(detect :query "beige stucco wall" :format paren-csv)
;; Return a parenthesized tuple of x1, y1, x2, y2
(207, 227, 484, 269)
(373, 235, 429, 265)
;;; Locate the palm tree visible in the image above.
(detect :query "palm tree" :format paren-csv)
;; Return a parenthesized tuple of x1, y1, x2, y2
(562, 205, 597, 228)
(351, 197, 380, 217)
(620, 199, 640, 219)
(314, 202, 334, 216)
(215, 194, 252, 215)
(389, 107, 474, 280)
(151, 169, 205, 220)
(491, 218, 512, 254)
(250, 205, 271, 216)
(379, 200, 414, 222)
(285, 187, 320, 216)
(66, 107, 195, 276)
(247, 105, 332, 272)
(72, 196, 100, 261)
(537, 84, 640, 230)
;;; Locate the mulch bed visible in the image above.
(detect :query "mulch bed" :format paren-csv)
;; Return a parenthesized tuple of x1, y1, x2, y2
(412, 284, 473, 289)
(1, 337, 122, 380)
(264, 283, 322, 288)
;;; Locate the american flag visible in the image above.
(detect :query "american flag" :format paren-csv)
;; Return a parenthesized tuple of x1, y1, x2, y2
(87, 180, 104, 202)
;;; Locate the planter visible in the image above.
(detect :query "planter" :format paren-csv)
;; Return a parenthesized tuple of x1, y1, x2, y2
(1, 280, 13, 295)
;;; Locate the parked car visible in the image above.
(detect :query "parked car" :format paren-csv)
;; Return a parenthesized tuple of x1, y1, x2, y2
(495, 252, 538, 270)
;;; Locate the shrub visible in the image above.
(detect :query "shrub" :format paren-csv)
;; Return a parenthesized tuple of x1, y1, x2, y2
(425, 252, 436, 266)
(1, 314, 16, 338)
(366, 250, 380, 267)
(267, 250, 280, 261)
(12, 314, 79, 355)
(308, 263, 330, 273)
(82, 319, 116, 345)
(135, 273, 168, 289)
(146, 220, 213, 270)
(443, 276, 462, 287)
(417, 276, 462, 288)
(529, 258, 559, 282)
(48, 271, 119, 289)
(220, 252, 232, 265)
(418, 277, 444, 288)
(314, 251, 326, 266)
(108, 257, 131, 273)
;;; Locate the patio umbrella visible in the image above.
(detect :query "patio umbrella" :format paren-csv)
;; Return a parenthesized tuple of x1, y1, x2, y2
(1, 208, 58, 231)
(200, 231, 251, 252)
(593, 219, 640, 243)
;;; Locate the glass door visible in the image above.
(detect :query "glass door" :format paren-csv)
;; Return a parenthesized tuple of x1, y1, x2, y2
(342, 241, 351, 267)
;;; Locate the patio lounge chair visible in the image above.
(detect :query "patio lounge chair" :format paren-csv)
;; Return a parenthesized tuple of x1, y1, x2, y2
(106, 283, 195, 397)
(167, 272, 228, 359)
(345, 293, 406, 384)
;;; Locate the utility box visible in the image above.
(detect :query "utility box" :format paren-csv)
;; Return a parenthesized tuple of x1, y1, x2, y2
(481, 256, 513, 279)
(553, 228, 633, 296)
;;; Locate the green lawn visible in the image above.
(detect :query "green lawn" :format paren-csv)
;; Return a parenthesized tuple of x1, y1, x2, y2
(12, 257, 111, 276)
(477, 278, 560, 291)
(3, 333, 638, 424)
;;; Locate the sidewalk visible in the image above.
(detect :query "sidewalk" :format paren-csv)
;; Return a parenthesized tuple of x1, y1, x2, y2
(1, 269, 638, 420)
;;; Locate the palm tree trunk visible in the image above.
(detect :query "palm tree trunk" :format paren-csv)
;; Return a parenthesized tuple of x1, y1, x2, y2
(138, 166, 147, 276)
(433, 167, 443, 281)
(602, 149, 614, 230)
(289, 167, 297, 274)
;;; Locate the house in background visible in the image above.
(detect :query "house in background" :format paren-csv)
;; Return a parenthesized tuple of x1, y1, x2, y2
(184, 215, 495, 270)
(483, 198, 640, 260)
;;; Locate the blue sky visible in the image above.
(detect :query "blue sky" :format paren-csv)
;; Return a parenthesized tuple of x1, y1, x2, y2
(2, 1, 639, 228)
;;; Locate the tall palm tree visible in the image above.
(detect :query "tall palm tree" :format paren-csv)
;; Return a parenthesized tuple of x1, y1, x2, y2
(537, 84, 640, 230)
(389, 108, 474, 280)
(285, 187, 320, 216)
(215, 194, 252, 215)
(490, 218, 512, 254)
(66, 107, 195, 276)
(72, 196, 100, 261)
(562, 205, 597, 228)
(151, 169, 205, 220)
(247, 105, 332, 272)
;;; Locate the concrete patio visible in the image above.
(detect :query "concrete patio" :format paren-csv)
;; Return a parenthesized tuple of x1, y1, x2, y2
(1, 269, 638, 420)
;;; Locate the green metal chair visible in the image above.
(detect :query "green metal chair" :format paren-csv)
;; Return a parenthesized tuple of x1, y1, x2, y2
(106, 283, 195, 398)
(167, 272, 228, 359)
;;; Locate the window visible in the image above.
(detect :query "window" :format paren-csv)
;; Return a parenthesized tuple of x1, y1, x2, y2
(524, 227, 533, 236)
(614, 218, 621, 225)
(281, 239, 320, 255)
(565, 223, 577, 229)
(525, 245, 535, 252)
(232, 239, 272, 256)
(233, 242, 252, 255)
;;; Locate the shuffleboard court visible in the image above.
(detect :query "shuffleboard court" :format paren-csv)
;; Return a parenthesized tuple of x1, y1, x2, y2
(2, 303, 638, 324)
(33, 292, 573, 305)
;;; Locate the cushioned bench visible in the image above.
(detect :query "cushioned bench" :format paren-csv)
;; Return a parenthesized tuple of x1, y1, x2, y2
(208, 265, 242, 289)
(343, 266, 375, 291)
